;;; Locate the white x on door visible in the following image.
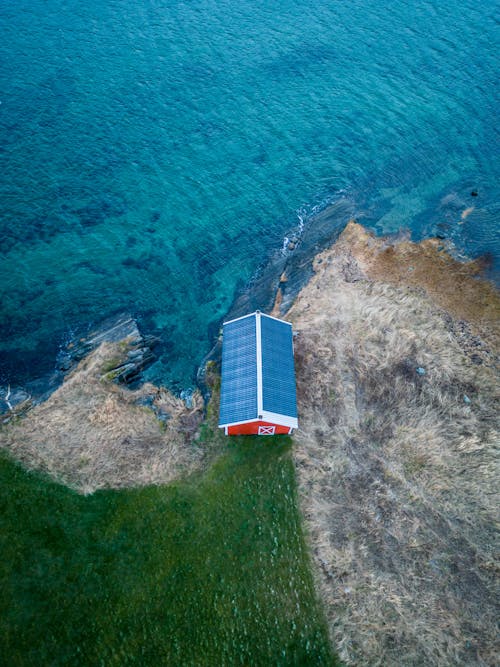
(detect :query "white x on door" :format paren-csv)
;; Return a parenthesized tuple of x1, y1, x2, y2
(258, 425, 276, 435)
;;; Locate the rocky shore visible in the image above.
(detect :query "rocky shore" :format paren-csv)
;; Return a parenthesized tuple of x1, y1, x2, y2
(0, 314, 206, 493)
(0, 313, 159, 416)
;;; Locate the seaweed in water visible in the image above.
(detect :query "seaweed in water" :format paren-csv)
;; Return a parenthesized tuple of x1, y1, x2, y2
(75, 195, 126, 228)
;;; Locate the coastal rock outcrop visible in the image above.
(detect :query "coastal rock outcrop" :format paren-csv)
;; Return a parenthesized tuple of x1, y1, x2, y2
(0, 323, 205, 494)
(55, 312, 159, 383)
(0, 313, 159, 417)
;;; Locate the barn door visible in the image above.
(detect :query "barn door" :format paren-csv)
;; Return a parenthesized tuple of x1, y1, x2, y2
(258, 425, 276, 435)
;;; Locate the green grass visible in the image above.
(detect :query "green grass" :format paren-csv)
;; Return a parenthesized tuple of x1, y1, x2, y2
(0, 436, 337, 666)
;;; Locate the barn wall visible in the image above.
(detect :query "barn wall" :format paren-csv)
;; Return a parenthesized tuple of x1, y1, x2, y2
(227, 421, 291, 436)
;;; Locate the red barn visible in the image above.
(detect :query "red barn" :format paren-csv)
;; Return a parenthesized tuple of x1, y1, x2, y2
(218, 311, 298, 436)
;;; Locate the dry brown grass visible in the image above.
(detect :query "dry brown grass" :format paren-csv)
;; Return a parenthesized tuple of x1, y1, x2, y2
(0, 341, 207, 494)
(339, 221, 500, 344)
(286, 223, 500, 666)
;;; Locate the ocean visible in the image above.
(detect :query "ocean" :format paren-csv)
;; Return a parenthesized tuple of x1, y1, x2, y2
(1, 0, 498, 390)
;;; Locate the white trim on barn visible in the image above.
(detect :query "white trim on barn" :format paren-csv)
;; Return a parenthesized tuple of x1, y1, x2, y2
(219, 413, 297, 430)
(255, 311, 263, 417)
(222, 312, 255, 326)
(219, 416, 261, 429)
(223, 311, 293, 328)
(260, 410, 298, 429)
(259, 312, 293, 326)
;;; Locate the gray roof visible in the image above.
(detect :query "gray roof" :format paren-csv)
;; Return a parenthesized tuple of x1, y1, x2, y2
(219, 314, 258, 425)
(219, 312, 298, 428)
(261, 314, 297, 418)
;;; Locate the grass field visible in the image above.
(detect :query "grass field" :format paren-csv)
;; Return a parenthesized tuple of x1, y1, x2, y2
(0, 435, 337, 666)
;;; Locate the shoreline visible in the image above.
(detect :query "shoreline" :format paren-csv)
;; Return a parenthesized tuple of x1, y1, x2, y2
(0, 221, 498, 664)
(2, 189, 498, 411)
(0, 195, 356, 413)
(1, 220, 498, 487)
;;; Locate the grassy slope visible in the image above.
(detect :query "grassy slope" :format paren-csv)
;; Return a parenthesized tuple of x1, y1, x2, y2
(0, 434, 337, 666)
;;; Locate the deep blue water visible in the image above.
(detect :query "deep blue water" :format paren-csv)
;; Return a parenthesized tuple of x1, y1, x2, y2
(1, 0, 498, 390)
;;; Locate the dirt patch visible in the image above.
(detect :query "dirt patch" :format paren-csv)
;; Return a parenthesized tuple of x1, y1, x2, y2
(286, 223, 499, 666)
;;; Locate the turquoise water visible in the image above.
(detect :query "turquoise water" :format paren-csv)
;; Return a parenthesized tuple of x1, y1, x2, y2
(1, 0, 498, 388)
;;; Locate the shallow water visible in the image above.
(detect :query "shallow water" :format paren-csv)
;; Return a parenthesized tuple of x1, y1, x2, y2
(1, 0, 498, 388)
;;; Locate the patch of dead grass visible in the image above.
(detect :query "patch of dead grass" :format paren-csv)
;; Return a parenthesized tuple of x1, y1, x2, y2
(287, 223, 499, 666)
